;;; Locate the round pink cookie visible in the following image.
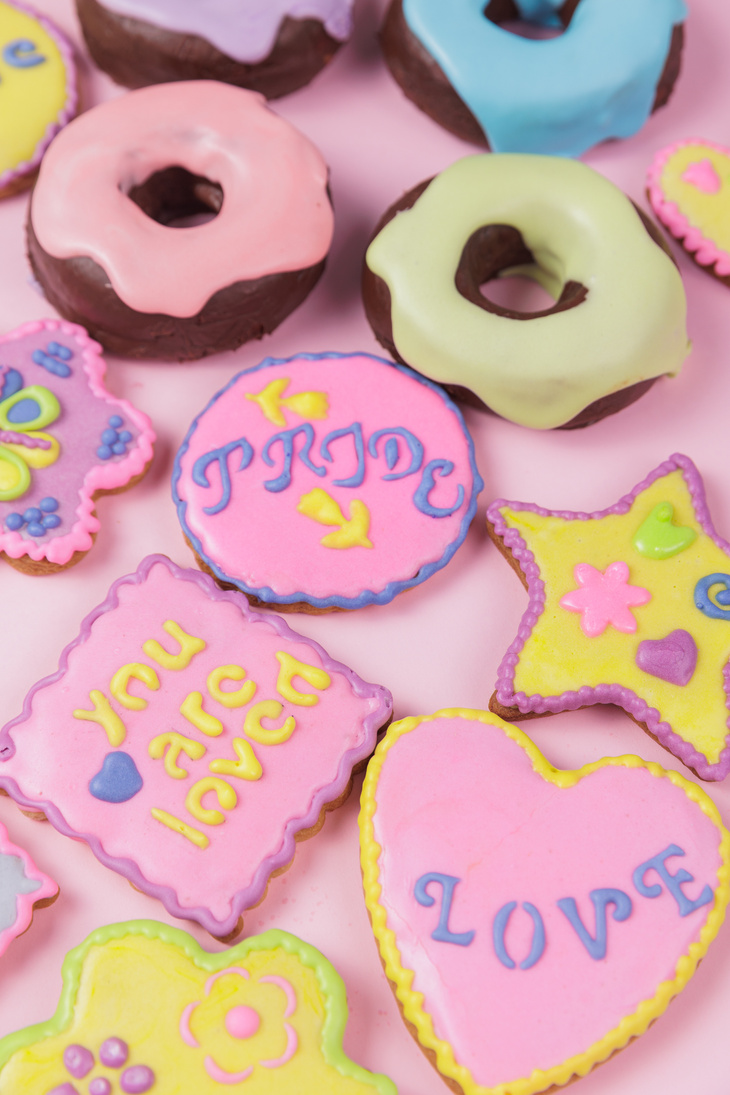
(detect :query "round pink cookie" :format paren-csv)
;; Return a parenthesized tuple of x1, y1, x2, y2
(173, 352, 482, 611)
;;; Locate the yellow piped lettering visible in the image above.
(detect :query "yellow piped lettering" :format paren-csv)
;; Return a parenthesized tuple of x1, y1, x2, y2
(243, 700, 296, 745)
(143, 620, 206, 671)
(180, 692, 224, 737)
(185, 777, 237, 825)
(210, 738, 262, 781)
(110, 662, 160, 711)
(149, 732, 206, 779)
(151, 808, 209, 849)
(275, 652, 331, 707)
(207, 665, 257, 709)
(73, 690, 126, 747)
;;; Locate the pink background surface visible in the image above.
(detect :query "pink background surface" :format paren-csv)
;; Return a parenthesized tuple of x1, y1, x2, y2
(1, 1, 730, 1093)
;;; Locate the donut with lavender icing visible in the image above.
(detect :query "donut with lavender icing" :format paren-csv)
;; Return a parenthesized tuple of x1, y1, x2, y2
(75, 0, 354, 96)
(27, 81, 334, 361)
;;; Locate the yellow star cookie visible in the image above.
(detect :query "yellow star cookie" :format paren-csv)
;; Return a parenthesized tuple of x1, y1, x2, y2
(487, 454, 730, 780)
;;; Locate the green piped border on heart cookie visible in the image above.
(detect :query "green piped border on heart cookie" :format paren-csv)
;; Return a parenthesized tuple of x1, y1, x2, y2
(359, 708, 730, 1095)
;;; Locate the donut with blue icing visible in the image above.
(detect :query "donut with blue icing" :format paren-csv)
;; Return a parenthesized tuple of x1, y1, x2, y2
(76, 0, 354, 96)
(381, 0, 686, 156)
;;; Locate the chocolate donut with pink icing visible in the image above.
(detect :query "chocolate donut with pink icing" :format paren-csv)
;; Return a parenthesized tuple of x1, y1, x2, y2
(76, 0, 354, 96)
(27, 81, 334, 361)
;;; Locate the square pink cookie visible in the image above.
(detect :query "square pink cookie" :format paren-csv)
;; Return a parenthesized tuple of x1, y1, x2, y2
(0, 555, 392, 937)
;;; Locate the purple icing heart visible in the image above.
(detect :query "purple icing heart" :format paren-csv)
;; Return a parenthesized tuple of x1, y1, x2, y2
(636, 630, 698, 686)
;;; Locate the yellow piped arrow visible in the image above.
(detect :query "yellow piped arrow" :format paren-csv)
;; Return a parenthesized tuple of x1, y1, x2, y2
(245, 377, 329, 426)
(297, 488, 373, 549)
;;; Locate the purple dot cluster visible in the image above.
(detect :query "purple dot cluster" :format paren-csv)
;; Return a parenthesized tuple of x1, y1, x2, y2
(47, 1037, 155, 1094)
(97, 415, 133, 461)
(5, 496, 60, 536)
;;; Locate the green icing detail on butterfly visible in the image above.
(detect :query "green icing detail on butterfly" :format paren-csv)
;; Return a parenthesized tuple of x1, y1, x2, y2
(633, 502, 697, 560)
(0, 384, 60, 501)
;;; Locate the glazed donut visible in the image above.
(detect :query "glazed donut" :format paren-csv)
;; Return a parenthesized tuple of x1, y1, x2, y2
(75, 0, 354, 96)
(381, 0, 686, 156)
(27, 81, 334, 361)
(0, 0, 77, 198)
(363, 155, 689, 430)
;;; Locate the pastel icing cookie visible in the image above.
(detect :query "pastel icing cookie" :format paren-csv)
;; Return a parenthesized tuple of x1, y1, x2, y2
(173, 352, 482, 610)
(0, 0, 77, 196)
(363, 155, 689, 430)
(360, 708, 729, 1095)
(0, 920, 397, 1093)
(0, 319, 154, 572)
(486, 453, 730, 780)
(648, 138, 730, 283)
(380, 0, 685, 156)
(0, 819, 57, 956)
(0, 555, 392, 938)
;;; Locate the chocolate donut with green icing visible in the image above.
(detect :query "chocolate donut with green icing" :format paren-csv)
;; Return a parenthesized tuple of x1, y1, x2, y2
(363, 155, 689, 430)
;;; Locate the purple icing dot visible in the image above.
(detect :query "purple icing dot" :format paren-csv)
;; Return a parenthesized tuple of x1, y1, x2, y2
(108, 415, 123, 428)
(112, 441, 127, 455)
(99, 1037, 129, 1068)
(118, 430, 133, 443)
(5, 512, 23, 530)
(97, 445, 113, 461)
(39, 496, 59, 512)
(46, 1083, 79, 1095)
(42, 513, 62, 529)
(63, 1044, 94, 1079)
(101, 427, 118, 445)
(120, 1065, 155, 1093)
(89, 1079, 112, 1095)
(27, 521, 46, 537)
(23, 506, 42, 522)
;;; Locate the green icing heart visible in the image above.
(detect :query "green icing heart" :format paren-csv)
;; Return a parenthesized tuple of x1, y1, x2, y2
(633, 502, 697, 559)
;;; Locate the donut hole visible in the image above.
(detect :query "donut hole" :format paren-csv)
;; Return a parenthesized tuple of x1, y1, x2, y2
(455, 225, 587, 319)
(483, 0, 576, 39)
(126, 166, 224, 228)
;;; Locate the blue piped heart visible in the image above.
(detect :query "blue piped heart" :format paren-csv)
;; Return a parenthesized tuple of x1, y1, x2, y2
(89, 752, 143, 803)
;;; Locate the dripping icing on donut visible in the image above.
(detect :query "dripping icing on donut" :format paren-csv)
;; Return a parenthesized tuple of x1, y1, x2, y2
(394, 0, 685, 156)
(29, 81, 333, 318)
(364, 154, 689, 429)
(94, 0, 354, 63)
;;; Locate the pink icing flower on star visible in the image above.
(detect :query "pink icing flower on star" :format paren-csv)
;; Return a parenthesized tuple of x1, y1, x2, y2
(559, 561, 651, 637)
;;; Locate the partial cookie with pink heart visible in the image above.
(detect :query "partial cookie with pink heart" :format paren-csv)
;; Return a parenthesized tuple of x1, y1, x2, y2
(359, 707, 730, 1095)
(647, 138, 730, 284)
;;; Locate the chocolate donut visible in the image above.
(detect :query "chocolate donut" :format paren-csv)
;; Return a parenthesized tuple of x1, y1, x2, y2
(381, 0, 685, 156)
(363, 155, 689, 430)
(27, 81, 334, 361)
(76, 0, 354, 96)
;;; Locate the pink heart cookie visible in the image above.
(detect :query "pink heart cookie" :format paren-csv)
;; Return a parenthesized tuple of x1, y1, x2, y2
(647, 138, 730, 283)
(360, 709, 729, 1095)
